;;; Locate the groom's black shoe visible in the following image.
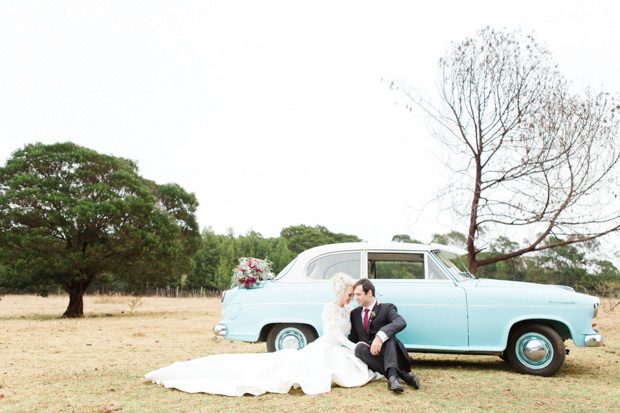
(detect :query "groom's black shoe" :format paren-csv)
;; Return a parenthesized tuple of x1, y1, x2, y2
(400, 373, 420, 389)
(387, 376, 404, 393)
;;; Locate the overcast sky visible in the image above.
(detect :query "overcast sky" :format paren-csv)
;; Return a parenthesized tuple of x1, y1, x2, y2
(2, 1, 619, 246)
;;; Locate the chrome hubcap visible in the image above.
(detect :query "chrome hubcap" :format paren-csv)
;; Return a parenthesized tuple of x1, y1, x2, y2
(276, 328, 307, 350)
(516, 332, 553, 369)
(523, 339, 546, 362)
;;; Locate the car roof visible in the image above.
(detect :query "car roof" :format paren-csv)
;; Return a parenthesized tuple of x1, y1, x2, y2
(298, 242, 466, 258)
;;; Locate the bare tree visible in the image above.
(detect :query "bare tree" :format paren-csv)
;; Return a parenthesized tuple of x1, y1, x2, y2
(393, 27, 620, 274)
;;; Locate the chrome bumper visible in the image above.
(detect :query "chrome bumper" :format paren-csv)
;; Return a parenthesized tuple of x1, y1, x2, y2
(585, 334, 604, 347)
(213, 324, 227, 336)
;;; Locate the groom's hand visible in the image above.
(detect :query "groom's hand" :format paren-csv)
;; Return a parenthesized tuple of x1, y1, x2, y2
(370, 336, 383, 356)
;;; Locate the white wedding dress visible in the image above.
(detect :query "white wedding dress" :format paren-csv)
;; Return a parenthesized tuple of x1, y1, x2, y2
(145, 303, 381, 396)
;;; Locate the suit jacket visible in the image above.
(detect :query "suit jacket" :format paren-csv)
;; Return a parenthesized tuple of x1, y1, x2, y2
(349, 302, 411, 372)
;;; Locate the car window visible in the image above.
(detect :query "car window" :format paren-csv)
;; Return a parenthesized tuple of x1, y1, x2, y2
(305, 252, 361, 280)
(433, 250, 470, 281)
(368, 252, 425, 279)
(427, 256, 450, 280)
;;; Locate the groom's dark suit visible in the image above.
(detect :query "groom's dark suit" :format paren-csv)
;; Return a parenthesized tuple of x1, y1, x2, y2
(349, 302, 411, 374)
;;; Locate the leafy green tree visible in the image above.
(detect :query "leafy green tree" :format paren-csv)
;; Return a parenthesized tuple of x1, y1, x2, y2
(212, 229, 239, 290)
(189, 228, 298, 291)
(0, 142, 201, 317)
(187, 225, 360, 292)
(186, 228, 221, 290)
(391, 234, 422, 244)
(280, 224, 361, 254)
(476, 236, 526, 281)
(462, 234, 620, 288)
(431, 231, 467, 248)
(523, 243, 585, 287)
(238, 230, 271, 260)
(268, 237, 296, 274)
(280, 225, 327, 254)
(591, 260, 620, 283)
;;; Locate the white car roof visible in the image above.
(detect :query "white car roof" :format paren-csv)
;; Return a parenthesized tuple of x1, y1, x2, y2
(277, 242, 466, 282)
(297, 242, 466, 257)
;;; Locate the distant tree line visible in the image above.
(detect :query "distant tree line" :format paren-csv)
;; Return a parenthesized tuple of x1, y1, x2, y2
(4, 219, 619, 298)
(2, 142, 619, 319)
(88, 224, 361, 293)
(473, 236, 620, 293)
(93, 227, 620, 294)
(392, 233, 620, 293)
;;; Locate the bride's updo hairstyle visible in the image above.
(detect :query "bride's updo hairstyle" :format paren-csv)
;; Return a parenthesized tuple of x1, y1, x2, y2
(332, 272, 355, 299)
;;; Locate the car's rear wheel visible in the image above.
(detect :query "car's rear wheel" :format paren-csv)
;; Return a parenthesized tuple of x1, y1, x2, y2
(507, 324, 565, 376)
(266, 323, 317, 352)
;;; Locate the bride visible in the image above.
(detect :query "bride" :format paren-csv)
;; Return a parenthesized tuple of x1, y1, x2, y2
(145, 273, 381, 396)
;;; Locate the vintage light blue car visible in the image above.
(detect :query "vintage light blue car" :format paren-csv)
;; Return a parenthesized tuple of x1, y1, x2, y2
(213, 242, 603, 376)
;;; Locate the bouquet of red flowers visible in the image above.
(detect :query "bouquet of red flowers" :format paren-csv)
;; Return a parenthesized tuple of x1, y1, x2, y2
(232, 257, 274, 288)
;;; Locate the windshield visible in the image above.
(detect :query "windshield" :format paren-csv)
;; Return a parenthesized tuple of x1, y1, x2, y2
(432, 250, 472, 281)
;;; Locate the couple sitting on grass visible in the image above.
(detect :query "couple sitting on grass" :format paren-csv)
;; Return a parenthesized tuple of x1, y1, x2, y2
(145, 274, 420, 396)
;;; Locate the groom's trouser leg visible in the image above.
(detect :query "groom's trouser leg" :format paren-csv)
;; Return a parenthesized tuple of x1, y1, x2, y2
(379, 339, 400, 373)
(355, 344, 384, 374)
(354, 340, 400, 376)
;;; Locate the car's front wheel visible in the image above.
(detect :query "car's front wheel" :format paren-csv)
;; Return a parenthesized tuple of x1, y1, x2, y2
(266, 323, 317, 352)
(506, 324, 565, 376)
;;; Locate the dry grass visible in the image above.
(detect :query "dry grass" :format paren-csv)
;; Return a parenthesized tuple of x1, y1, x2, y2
(1, 294, 618, 412)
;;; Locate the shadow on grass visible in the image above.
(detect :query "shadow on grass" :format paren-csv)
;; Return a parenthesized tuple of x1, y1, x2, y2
(554, 361, 605, 377)
(412, 354, 602, 377)
(412, 356, 511, 373)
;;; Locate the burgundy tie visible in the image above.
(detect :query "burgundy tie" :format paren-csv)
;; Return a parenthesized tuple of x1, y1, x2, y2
(363, 308, 369, 333)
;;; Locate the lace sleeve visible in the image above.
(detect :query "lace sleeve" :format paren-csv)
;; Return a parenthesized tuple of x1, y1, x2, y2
(322, 303, 357, 351)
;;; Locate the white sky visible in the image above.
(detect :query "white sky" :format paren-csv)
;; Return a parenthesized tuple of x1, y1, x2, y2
(1, 0, 619, 245)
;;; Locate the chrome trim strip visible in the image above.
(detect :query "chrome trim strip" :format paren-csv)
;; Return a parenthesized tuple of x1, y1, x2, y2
(469, 304, 591, 309)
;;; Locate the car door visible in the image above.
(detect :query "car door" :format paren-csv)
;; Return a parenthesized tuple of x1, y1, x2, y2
(367, 251, 469, 351)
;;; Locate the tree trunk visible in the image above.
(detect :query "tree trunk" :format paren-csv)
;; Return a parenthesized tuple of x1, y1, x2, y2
(63, 280, 91, 318)
(467, 157, 483, 275)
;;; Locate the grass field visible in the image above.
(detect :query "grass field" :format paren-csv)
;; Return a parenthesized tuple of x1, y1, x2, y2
(1, 294, 618, 412)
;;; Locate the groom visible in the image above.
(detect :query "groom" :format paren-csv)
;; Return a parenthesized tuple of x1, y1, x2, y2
(349, 278, 420, 393)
